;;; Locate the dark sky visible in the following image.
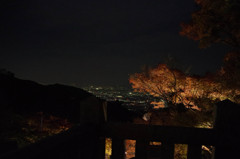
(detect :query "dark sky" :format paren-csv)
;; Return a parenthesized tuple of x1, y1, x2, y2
(0, 0, 228, 87)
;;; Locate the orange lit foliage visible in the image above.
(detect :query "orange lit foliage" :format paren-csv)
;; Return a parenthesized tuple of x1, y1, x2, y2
(179, 0, 240, 105)
(105, 138, 112, 159)
(125, 140, 136, 159)
(218, 52, 240, 89)
(21, 113, 71, 144)
(216, 52, 240, 103)
(130, 64, 187, 106)
(130, 64, 239, 110)
(105, 139, 135, 159)
(180, 0, 240, 48)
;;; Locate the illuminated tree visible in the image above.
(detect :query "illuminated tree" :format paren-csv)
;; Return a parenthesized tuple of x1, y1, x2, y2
(131, 64, 200, 109)
(129, 64, 234, 111)
(180, 0, 240, 104)
(129, 64, 187, 107)
(216, 52, 240, 102)
(180, 0, 240, 49)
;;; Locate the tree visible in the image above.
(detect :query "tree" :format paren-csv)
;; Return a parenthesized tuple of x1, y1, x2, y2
(180, 0, 240, 49)
(130, 63, 240, 113)
(129, 64, 186, 107)
(129, 64, 224, 110)
(180, 0, 240, 103)
(216, 52, 240, 102)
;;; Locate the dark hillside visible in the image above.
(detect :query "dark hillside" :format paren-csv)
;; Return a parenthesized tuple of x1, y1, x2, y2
(0, 72, 138, 123)
(0, 73, 93, 122)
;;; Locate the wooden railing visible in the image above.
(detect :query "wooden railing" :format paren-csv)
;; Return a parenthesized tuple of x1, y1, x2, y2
(0, 123, 216, 159)
(1, 100, 240, 159)
(101, 122, 216, 159)
(0, 122, 239, 159)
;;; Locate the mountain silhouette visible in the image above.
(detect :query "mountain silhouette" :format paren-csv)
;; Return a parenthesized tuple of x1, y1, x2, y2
(0, 72, 94, 122)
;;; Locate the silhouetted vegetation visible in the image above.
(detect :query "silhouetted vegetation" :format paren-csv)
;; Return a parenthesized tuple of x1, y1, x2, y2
(0, 71, 138, 154)
(0, 71, 94, 150)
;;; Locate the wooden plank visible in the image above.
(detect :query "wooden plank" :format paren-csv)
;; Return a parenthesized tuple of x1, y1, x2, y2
(148, 145, 162, 159)
(187, 144, 202, 159)
(111, 138, 125, 159)
(135, 139, 148, 159)
(161, 142, 174, 159)
(214, 100, 240, 158)
(101, 123, 216, 145)
(95, 137, 106, 159)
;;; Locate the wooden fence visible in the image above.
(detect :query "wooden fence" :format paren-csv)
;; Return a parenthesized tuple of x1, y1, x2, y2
(0, 100, 240, 159)
(101, 123, 215, 159)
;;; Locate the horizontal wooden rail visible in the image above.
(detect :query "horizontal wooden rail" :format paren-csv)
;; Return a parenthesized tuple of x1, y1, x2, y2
(0, 122, 236, 159)
(1, 100, 239, 159)
(100, 122, 216, 159)
(101, 122, 216, 145)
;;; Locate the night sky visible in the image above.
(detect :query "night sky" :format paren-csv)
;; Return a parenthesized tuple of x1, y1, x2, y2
(0, 0, 229, 87)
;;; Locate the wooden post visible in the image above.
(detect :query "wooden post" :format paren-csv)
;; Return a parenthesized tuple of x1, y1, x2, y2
(111, 138, 125, 159)
(103, 101, 108, 122)
(214, 100, 240, 159)
(161, 142, 174, 159)
(78, 97, 106, 159)
(148, 144, 162, 159)
(135, 139, 148, 159)
(187, 144, 202, 159)
(79, 96, 105, 124)
(96, 136, 106, 159)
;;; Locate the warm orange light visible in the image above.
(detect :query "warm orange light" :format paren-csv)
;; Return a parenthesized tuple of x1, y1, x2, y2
(130, 64, 240, 110)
